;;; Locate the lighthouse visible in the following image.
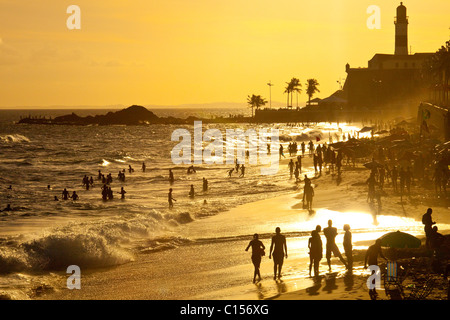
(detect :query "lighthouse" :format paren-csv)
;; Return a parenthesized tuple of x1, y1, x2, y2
(394, 2, 408, 55)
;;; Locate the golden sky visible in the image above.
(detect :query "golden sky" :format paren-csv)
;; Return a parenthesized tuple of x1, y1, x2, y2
(0, 0, 448, 108)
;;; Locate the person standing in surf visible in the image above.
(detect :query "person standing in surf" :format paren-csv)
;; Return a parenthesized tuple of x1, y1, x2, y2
(323, 220, 348, 271)
(245, 233, 266, 283)
(269, 227, 288, 280)
(168, 188, 176, 209)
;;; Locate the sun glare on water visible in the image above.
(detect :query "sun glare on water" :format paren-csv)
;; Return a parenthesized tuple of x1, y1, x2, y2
(291, 208, 429, 234)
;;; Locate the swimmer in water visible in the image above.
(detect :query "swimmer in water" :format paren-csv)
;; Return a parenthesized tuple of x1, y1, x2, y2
(62, 188, 70, 200)
(118, 187, 126, 199)
(71, 191, 79, 201)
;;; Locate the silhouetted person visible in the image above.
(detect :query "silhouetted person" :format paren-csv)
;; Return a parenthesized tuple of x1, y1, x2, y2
(187, 165, 196, 174)
(429, 226, 445, 250)
(142, 162, 146, 172)
(239, 165, 245, 177)
(422, 208, 436, 249)
(202, 178, 208, 192)
(2, 204, 12, 211)
(62, 188, 70, 200)
(343, 224, 353, 270)
(289, 159, 294, 178)
(366, 173, 376, 203)
(364, 239, 387, 297)
(169, 169, 174, 184)
(297, 155, 302, 173)
(118, 187, 126, 199)
(71, 191, 79, 201)
(189, 184, 195, 198)
(323, 220, 348, 271)
(54, 196, 59, 201)
(269, 227, 287, 280)
(227, 168, 234, 177)
(304, 184, 314, 211)
(245, 233, 266, 283)
(294, 166, 300, 182)
(279, 145, 285, 158)
(168, 188, 176, 208)
(308, 229, 323, 277)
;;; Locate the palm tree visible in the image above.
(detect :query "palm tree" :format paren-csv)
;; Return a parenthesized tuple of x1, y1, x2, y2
(306, 78, 320, 105)
(423, 41, 450, 105)
(284, 82, 292, 108)
(285, 78, 301, 108)
(247, 94, 267, 117)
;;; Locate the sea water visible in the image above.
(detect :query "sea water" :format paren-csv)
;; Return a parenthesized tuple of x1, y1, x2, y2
(0, 108, 368, 299)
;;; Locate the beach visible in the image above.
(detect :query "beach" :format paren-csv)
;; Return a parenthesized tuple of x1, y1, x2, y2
(0, 109, 448, 301)
(35, 154, 450, 300)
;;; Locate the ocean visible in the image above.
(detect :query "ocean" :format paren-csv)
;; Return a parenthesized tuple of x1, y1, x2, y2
(0, 108, 391, 299)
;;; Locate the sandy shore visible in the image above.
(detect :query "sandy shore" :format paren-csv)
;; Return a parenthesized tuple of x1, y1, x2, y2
(36, 155, 449, 300)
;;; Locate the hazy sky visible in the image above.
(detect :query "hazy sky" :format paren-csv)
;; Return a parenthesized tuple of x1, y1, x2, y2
(0, 0, 448, 108)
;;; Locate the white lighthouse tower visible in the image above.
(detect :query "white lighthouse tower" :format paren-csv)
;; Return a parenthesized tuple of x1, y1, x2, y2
(394, 2, 408, 55)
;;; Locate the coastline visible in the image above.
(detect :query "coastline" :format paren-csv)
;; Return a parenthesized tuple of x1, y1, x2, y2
(36, 153, 450, 300)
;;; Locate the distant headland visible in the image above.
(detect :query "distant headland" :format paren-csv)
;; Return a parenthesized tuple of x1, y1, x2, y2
(17, 105, 252, 125)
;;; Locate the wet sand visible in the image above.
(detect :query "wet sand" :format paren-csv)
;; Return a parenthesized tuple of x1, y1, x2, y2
(38, 156, 450, 300)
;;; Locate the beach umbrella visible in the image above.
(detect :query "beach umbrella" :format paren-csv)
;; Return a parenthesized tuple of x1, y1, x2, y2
(378, 231, 421, 249)
(359, 126, 373, 133)
(363, 160, 382, 169)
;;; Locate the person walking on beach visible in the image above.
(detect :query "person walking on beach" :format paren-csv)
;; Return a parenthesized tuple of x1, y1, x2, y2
(169, 169, 174, 184)
(202, 177, 208, 192)
(308, 140, 314, 155)
(323, 220, 348, 271)
(294, 166, 300, 182)
(289, 159, 294, 178)
(142, 162, 146, 172)
(422, 208, 436, 249)
(308, 227, 323, 277)
(245, 233, 266, 283)
(269, 227, 288, 280)
(189, 184, 195, 198)
(297, 155, 302, 173)
(279, 145, 285, 159)
(304, 184, 314, 211)
(301, 142, 305, 156)
(239, 165, 245, 177)
(343, 224, 353, 270)
(366, 173, 376, 203)
(168, 188, 176, 209)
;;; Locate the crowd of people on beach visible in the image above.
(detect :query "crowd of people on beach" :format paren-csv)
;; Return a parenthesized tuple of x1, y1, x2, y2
(245, 220, 358, 284)
(245, 205, 447, 290)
